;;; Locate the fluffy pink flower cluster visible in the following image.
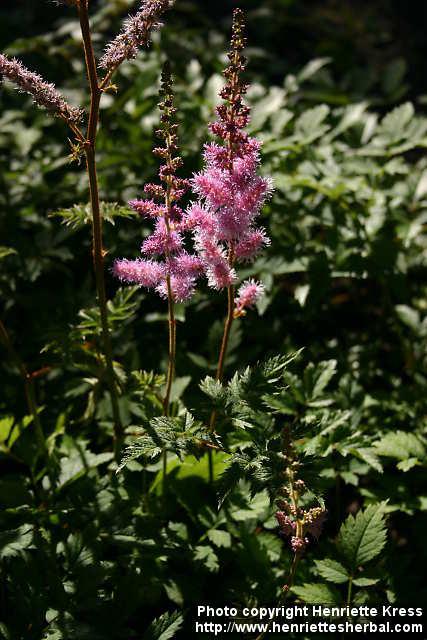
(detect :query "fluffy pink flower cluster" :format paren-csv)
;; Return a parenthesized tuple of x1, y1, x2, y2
(235, 279, 265, 317)
(185, 8, 271, 315)
(114, 228, 201, 305)
(113, 64, 203, 302)
(114, 201, 203, 302)
(187, 139, 271, 284)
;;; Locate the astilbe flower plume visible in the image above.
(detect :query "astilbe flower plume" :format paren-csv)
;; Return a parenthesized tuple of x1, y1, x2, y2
(113, 63, 202, 302)
(99, 0, 172, 74)
(186, 8, 271, 316)
(0, 53, 83, 124)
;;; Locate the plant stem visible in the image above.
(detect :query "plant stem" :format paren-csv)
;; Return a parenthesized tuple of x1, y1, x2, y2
(163, 275, 176, 415)
(209, 279, 235, 428)
(207, 281, 234, 483)
(0, 319, 49, 472)
(77, 0, 123, 451)
(161, 272, 176, 494)
(346, 575, 353, 606)
(254, 427, 303, 640)
(161, 107, 177, 491)
(253, 552, 301, 640)
(215, 283, 235, 384)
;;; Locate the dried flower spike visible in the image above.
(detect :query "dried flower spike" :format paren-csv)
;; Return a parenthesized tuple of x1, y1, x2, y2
(99, 0, 172, 74)
(0, 53, 83, 124)
(275, 427, 327, 562)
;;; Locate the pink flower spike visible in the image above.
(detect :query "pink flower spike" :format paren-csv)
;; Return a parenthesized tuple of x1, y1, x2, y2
(156, 273, 196, 302)
(169, 252, 204, 276)
(141, 219, 183, 256)
(235, 228, 270, 262)
(184, 203, 214, 232)
(112, 258, 165, 287)
(129, 199, 163, 218)
(206, 260, 237, 290)
(234, 279, 265, 316)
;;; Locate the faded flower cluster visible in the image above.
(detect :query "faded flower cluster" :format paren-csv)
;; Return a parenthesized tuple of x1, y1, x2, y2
(99, 0, 172, 73)
(0, 53, 83, 123)
(275, 482, 327, 554)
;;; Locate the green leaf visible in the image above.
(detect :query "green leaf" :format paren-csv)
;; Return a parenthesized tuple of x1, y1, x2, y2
(374, 431, 425, 461)
(143, 611, 184, 640)
(353, 576, 379, 587)
(117, 435, 163, 472)
(337, 503, 387, 571)
(169, 376, 191, 403)
(291, 583, 341, 604)
(199, 376, 226, 403)
(118, 412, 220, 472)
(378, 102, 414, 143)
(297, 58, 331, 83)
(310, 359, 337, 399)
(0, 246, 17, 260)
(50, 201, 137, 230)
(395, 305, 421, 331)
(207, 529, 232, 548)
(0, 525, 33, 559)
(396, 457, 420, 472)
(294, 105, 331, 143)
(58, 443, 113, 487)
(194, 545, 219, 572)
(349, 447, 383, 473)
(314, 558, 349, 584)
(0, 416, 15, 444)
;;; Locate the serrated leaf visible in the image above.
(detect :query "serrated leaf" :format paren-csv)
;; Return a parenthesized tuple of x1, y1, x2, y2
(337, 503, 387, 571)
(314, 558, 349, 584)
(0, 525, 33, 559)
(117, 436, 163, 472)
(143, 611, 184, 640)
(291, 583, 341, 604)
(58, 446, 113, 487)
(207, 529, 232, 548)
(353, 576, 379, 587)
(50, 201, 136, 230)
(374, 431, 425, 461)
(350, 447, 383, 473)
(295, 105, 330, 142)
(396, 457, 420, 472)
(199, 376, 226, 402)
(378, 102, 414, 143)
(311, 359, 337, 398)
(194, 545, 219, 572)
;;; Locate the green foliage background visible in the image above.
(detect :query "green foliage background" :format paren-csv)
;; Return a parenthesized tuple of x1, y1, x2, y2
(1, 1, 427, 638)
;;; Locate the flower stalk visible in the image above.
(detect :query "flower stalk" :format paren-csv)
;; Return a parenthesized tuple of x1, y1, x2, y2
(275, 424, 326, 588)
(188, 9, 271, 480)
(77, 0, 123, 450)
(113, 61, 200, 487)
